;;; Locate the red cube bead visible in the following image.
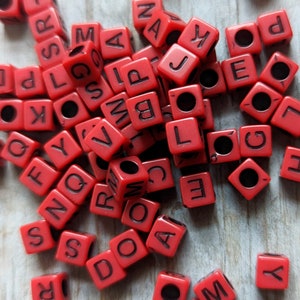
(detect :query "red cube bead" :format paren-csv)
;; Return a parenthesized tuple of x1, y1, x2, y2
(1, 131, 40, 168)
(106, 156, 149, 201)
(158, 43, 200, 86)
(199, 98, 215, 131)
(43, 63, 74, 100)
(121, 197, 160, 232)
(168, 84, 205, 120)
(260, 51, 298, 93)
(20, 219, 56, 254)
(146, 215, 186, 257)
(228, 158, 271, 200)
(280, 146, 300, 182)
(206, 129, 240, 164)
(132, 0, 163, 32)
(31, 272, 69, 300)
(0, 0, 24, 23)
(24, 99, 55, 131)
(56, 230, 96, 266)
(104, 57, 132, 94)
(53, 92, 90, 129)
(256, 253, 289, 289)
(225, 22, 262, 57)
(127, 91, 163, 130)
(239, 125, 272, 157)
(100, 26, 133, 60)
(100, 92, 130, 129)
(71, 22, 102, 51)
(0, 64, 15, 95)
(56, 164, 96, 206)
(14, 65, 46, 99)
(153, 271, 191, 300)
(23, 0, 56, 15)
(35, 35, 67, 69)
(19, 157, 60, 196)
(257, 10, 293, 46)
(44, 130, 83, 170)
(76, 76, 114, 112)
(221, 54, 258, 91)
(28, 7, 67, 42)
(143, 10, 186, 48)
(84, 118, 127, 162)
(166, 117, 204, 155)
(0, 99, 23, 131)
(121, 57, 158, 97)
(271, 96, 300, 137)
(110, 229, 149, 268)
(240, 82, 283, 123)
(38, 189, 78, 229)
(86, 249, 127, 290)
(173, 150, 208, 169)
(198, 62, 227, 97)
(194, 269, 236, 300)
(87, 151, 109, 182)
(90, 183, 123, 219)
(178, 17, 219, 60)
(180, 172, 215, 208)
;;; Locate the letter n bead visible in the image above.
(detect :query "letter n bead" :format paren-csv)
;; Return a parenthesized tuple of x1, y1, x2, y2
(193, 269, 236, 300)
(31, 272, 69, 300)
(280, 146, 300, 182)
(153, 271, 191, 300)
(56, 230, 96, 266)
(146, 215, 186, 257)
(86, 249, 127, 290)
(228, 158, 271, 200)
(256, 253, 289, 289)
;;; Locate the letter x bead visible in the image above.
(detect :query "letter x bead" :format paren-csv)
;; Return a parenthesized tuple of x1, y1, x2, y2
(228, 158, 271, 200)
(280, 146, 300, 182)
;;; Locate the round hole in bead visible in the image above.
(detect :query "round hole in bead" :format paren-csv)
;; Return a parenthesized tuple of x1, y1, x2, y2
(120, 160, 139, 174)
(252, 92, 272, 111)
(0, 0, 12, 10)
(234, 29, 254, 47)
(176, 92, 196, 112)
(161, 284, 180, 299)
(96, 156, 109, 170)
(214, 136, 233, 155)
(61, 278, 69, 297)
(239, 168, 259, 188)
(1, 105, 16, 122)
(199, 68, 219, 88)
(69, 45, 84, 57)
(166, 30, 181, 46)
(61, 101, 79, 118)
(271, 62, 290, 80)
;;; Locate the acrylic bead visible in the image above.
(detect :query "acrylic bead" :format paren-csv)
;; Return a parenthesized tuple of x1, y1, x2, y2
(280, 146, 300, 182)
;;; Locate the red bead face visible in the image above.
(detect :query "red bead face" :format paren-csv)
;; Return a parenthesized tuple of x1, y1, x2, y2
(228, 158, 271, 200)
(23, 0, 56, 16)
(180, 172, 215, 208)
(256, 253, 290, 290)
(280, 146, 300, 182)
(87, 152, 109, 182)
(0, 0, 25, 23)
(0, 64, 15, 95)
(199, 98, 214, 131)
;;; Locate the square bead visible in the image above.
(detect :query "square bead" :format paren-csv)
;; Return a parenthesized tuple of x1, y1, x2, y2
(280, 146, 300, 182)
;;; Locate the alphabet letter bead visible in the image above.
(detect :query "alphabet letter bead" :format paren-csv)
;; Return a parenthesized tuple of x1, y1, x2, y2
(239, 125, 272, 157)
(194, 269, 236, 300)
(0, 0, 24, 23)
(86, 249, 127, 290)
(173, 150, 208, 169)
(153, 271, 191, 300)
(23, 0, 56, 16)
(87, 152, 109, 182)
(31, 272, 69, 300)
(256, 253, 289, 289)
(280, 146, 300, 182)
(180, 172, 215, 208)
(0, 99, 23, 131)
(20, 219, 56, 254)
(146, 215, 186, 257)
(55, 230, 96, 266)
(228, 158, 271, 200)
(0, 64, 15, 95)
(110, 229, 149, 268)
(257, 10, 293, 46)
(199, 98, 215, 131)
(206, 129, 240, 163)
(260, 51, 298, 93)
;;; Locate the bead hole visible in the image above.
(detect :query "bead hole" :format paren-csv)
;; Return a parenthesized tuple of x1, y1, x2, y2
(96, 156, 109, 170)
(1, 105, 16, 122)
(166, 30, 181, 46)
(214, 136, 233, 155)
(120, 160, 139, 174)
(271, 62, 290, 80)
(199, 69, 219, 88)
(234, 29, 254, 47)
(161, 284, 180, 300)
(61, 279, 68, 297)
(0, 0, 12, 10)
(239, 168, 259, 188)
(176, 92, 196, 111)
(61, 101, 79, 118)
(69, 45, 84, 57)
(252, 92, 271, 111)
